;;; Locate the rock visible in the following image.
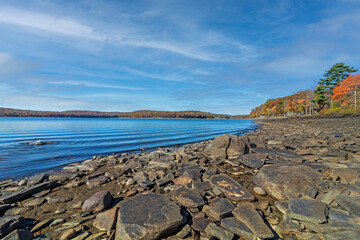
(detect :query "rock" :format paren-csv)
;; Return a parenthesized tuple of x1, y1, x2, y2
(176, 224, 191, 238)
(1, 229, 33, 240)
(204, 222, 234, 240)
(0, 181, 58, 204)
(138, 181, 155, 189)
(288, 198, 328, 224)
(204, 134, 230, 159)
(17, 179, 27, 186)
(93, 206, 118, 231)
(227, 135, 249, 158)
(60, 228, 77, 240)
(192, 215, 213, 232)
(238, 153, 266, 168)
(72, 231, 90, 240)
(278, 215, 301, 234)
(33, 189, 51, 198)
(173, 176, 193, 186)
(82, 190, 112, 212)
(330, 168, 360, 184)
(254, 186, 266, 196)
(0, 215, 21, 238)
(55, 209, 66, 214)
(173, 188, 205, 208)
(205, 134, 249, 160)
(27, 173, 47, 186)
(31, 219, 52, 232)
(220, 217, 254, 240)
(46, 196, 72, 204)
(133, 171, 148, 183)
(252, 163, 323, 200)
(317, 185, 347, 205)
(209, 174, 255, 201)
(302, 219, 360, 234)
(49, 172, 80, 181)
(203, 198, 235, 220)
(70, 201, 83, 209)
(115, 193, 183, 240)
(23, 198, 45, 207)
(335, 194, 360, 217)
(258, 201, 269, 210)
(232, 203, 274, 239)
(192, 181, 213, 192)
(324, 230, 360, 240)
(125, 178, 135, 186)
(86, 176, 108, 188)
(50, 218, 66, 227)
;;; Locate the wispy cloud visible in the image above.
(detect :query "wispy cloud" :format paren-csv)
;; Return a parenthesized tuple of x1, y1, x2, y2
(49, 80, 145, 90)
(118, 66, 187, 82)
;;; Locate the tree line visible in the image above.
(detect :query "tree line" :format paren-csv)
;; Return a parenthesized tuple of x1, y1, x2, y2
(250, 63, 359, 118)
(0, 108, 232, 119)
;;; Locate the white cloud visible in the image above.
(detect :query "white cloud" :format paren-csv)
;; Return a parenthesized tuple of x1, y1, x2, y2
(0, 8, 105, 40)
(49, 80, 145, 90)
(118, 66, 187, 82)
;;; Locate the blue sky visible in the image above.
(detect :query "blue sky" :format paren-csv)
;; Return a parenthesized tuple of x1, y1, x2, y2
(0, 0, 359, 114)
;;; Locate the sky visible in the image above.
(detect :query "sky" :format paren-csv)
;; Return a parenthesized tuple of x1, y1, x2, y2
(0, 0, 359, 115)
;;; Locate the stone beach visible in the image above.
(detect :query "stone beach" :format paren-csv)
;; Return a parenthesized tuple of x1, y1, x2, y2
(0, 115, 360, 239)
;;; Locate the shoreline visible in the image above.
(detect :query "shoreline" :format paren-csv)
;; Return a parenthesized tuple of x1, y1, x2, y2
(0, 115, 359, 239)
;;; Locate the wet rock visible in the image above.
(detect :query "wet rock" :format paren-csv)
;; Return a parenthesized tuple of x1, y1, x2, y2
(204, 222, 234, 240)
(0, 215, 21, 238)
(203, 198, 235, 220)
(115, 193, 182, 240)
(1, 229, 33, 240)
(252, 163, 323, 200)
(209, 174, 255, 202)
(220, 217, 254, 240)
(82, 190, 112, 212)
(335, 194, 360, 217)
(232, 202, 274, 239)
(288, 198, 328, 224)
(0, 181, 58, 204)
(238, 153, 266, 168)
(93, 206, 118, 231)
(173, 188, 205, 208)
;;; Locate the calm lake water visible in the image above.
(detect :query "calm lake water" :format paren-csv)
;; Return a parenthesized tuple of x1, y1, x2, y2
(0, 118, 256, 180)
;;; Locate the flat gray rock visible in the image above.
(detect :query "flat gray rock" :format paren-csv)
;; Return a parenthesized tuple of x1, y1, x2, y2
(203, 198, 235, 220)
(0, 181, 58, 204)
(48, 172, 81, 181)
(173, 188, 205, 208)
(238, 153, 266, 168)
(288, 198, 328, 224)
(0, 215, 22, 238)
(210, 174, 255, 202)
(115, 193, 182, 240)
(204, 222, 234, 240)
(232, 202, 274, 239)
(335, 195, 360, 217)
(252, 163, 323, 200)
(221, 217, 254, 239)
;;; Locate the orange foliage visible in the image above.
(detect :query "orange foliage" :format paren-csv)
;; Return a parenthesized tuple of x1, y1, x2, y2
(332, 74, 360, 106)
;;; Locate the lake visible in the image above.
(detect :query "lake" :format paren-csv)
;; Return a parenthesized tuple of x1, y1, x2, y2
(0, 118, 256, 180)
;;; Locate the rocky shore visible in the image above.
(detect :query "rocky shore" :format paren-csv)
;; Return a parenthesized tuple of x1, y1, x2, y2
(1, 115, 360, 240)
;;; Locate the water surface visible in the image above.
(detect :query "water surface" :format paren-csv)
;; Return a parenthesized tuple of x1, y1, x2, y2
(0, 118, 256, 179)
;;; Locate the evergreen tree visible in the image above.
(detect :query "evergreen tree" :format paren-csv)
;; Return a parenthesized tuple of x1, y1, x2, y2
(313, 85, 326, 109)
(319, 63, 357, 90)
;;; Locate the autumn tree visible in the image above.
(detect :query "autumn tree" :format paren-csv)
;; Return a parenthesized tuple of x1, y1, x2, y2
(316, 63, 357, 108)
(332, 74, 360, 109)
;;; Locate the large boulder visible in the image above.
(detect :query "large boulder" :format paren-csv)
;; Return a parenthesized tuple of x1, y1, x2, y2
(252, 164, 323, 200)
(115, 193, 182, 240)
(82, 190, 112, 212)
(205, 134, 249, 160)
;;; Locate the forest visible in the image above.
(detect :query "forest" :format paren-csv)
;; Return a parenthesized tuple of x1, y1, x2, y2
(0, 108, 233, 119)
(250, 63, 360, 118)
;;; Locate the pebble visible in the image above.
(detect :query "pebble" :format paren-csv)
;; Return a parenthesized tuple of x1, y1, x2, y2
(254, 186, 267, 196)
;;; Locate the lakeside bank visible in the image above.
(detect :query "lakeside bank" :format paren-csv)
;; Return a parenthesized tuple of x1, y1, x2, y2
(0, 115, 360, 239)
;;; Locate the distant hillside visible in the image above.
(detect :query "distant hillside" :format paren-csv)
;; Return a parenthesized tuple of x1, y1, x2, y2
(250, 90, 316, 118)
(0, 108, 232, 119)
